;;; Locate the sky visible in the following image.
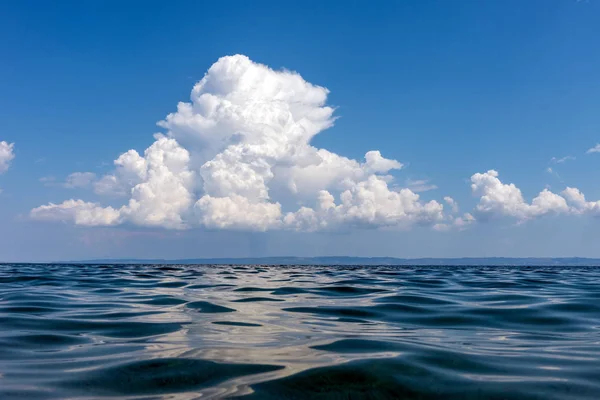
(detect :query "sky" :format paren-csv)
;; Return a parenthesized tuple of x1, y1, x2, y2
(1, 0, 600, 262)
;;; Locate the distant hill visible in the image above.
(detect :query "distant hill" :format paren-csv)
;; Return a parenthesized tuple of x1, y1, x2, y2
(61, 257, 600, 266)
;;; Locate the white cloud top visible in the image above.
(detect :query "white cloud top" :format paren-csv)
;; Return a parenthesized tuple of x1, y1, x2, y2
(31, 55, 449, 231)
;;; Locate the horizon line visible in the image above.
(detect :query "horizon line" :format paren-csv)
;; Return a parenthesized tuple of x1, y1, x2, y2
(3, 256, 600, 266)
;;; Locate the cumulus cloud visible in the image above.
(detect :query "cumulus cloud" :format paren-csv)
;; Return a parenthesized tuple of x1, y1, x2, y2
(468, 170, 600, 224)
(586, 144, 600, 154)
(0, 141, 15, 174)
(30, 199, 121, 226)
(196, 194, 283, 231)
(470, 170, 570, 221)
(31, 55, 453, 231)
(284, 176, 445, 231)
(561, 187, 600, 216)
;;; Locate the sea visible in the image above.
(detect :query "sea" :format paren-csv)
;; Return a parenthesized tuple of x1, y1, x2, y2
(1, 263, 599, 399)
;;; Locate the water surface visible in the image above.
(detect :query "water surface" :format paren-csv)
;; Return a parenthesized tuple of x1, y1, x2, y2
(1, 264, 599, 399)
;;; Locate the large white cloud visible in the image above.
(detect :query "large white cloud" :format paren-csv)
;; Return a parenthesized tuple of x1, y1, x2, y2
(0, 141, 15, 174)
(468, 170, 600, 222)
(471, 170, 569, 220)
(31, 55, 453, 231)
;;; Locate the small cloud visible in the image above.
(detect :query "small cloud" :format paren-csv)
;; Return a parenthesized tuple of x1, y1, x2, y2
(433, 223, 450, 232)
(406, 178, 438, 193)
(546, 167, 563, 182)
(550, 156, 575, 164)
(587, 144, 600, 154)
(443, 196, 459, 213)
(0, 141, 15, 174)
(39, 176, 57, 186)
(42, 173, 98, 189)
(35, 158, 46, 164)
(546, 167, 562, 181)
(64, 172, 97, 189)
(454, 213, 475, 230)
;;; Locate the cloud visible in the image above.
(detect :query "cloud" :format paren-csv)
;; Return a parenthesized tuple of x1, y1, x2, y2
(41, 172, 98, 189)
(586, 144, 600, 154)
(469, 170, 599, 222)
(406, 178, 437, 193)
(64, 172, 97, 189)
(443, 196, 459, 213)
(32, 55, 453, 231)
(196, 194, 283, 231)
(550, 156, 575, 164)
(30, 199, 121, 226)
(284, 176, 445, 231)
(432, 213, 475, 232)
(561, 187, 600, 216)
(0, 141, 15, 174)
(546, 166, 563, 182)
(454, 213, 475, 228)
(39, 176, 56, 185)
(471, 170, 569, 220)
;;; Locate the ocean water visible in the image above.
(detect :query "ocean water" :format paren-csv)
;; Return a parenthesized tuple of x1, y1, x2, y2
(1, 264, 600, 399)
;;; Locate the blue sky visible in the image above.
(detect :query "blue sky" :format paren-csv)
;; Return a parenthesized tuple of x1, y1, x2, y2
(1, 0, 600, 261)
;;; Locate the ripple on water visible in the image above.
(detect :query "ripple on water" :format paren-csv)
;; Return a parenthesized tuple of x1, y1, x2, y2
(186, 300, 236, 313)
(312, 285, 389, 296)
(0, 333, 90, 347)
(283, 306, 381, 319)
(232, 297, 284, 303)
(311, 338, 410, 353)
(138, 295, 188, 306)
(234, 287, 274, 292)
(58, 358, 283, 396)
(212, 321, 262, 327)
(1, 264, 600, 400)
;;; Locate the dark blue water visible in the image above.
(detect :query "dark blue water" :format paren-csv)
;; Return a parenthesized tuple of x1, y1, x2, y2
(1, 264, 600, 399)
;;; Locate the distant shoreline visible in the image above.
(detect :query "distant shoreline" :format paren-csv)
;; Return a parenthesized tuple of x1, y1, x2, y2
(22, 257, 600, 266)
